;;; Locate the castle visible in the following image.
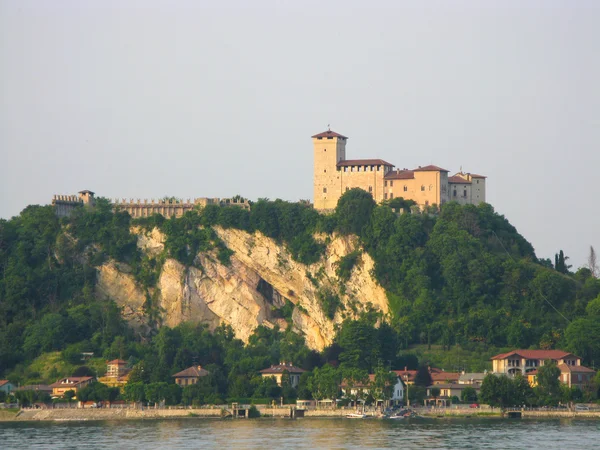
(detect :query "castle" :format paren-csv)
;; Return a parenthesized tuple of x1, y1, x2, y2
(312, 129, 486, 210)
(52, 129, 486, 218)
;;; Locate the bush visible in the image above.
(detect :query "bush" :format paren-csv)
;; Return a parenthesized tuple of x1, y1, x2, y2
(247, 405, 261, 418)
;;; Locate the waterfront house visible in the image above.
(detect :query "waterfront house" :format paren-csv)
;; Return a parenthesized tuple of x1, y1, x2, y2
(527, 364, 596, 389)
(259, 362, 306, 388)
(16, 384, 52, 395)
(340, 373, 405, 408)
(98, 359, 131, 389)
(50, 377, 94, 398)
(425, 383, 481, 406)
(173, 365, 210, 387)
(0, 380, 16, 394)
(491, 349, 584, 376)
(392, 367, 459, 385)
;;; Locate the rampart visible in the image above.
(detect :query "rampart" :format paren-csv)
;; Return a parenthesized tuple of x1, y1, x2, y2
(51, 191, 251, 218)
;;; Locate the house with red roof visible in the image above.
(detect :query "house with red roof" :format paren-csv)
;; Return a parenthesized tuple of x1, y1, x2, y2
(173, 365, 210, 387)
(259, 362, 306, 388)
(0, 380, 16, 395)
(491, 349, 596, 389)
(312, 128, 486, 210)
(49, 377, 94, 398)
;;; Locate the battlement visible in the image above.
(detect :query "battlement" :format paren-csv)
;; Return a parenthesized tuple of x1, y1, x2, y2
(51, 191, 251, 218)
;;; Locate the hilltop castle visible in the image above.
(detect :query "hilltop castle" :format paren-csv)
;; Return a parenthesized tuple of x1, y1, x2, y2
(312, 129, 486, 210)
(52, 129, 487, 218)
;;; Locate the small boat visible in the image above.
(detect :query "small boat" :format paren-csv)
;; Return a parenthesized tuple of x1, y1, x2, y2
(346, 413, 367, 419)
(387, 414, 404, 420)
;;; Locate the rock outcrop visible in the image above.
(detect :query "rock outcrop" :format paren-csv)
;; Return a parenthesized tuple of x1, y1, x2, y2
(96, 226, 388, 351)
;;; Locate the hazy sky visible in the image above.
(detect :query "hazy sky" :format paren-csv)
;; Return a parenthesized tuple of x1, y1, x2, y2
(1, 0, 598, 269)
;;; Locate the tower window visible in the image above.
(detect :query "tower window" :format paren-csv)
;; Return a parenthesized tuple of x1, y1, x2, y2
(323, 187, 327, 193)
(404, 185, 407, 192)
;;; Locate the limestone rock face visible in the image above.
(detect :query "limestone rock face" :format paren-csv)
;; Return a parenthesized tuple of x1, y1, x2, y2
(96, 226, 389, 351)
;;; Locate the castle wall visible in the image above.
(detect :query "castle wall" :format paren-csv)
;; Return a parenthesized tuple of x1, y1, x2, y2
(338, 165, 389, 203)
(51, 195, 83, 218)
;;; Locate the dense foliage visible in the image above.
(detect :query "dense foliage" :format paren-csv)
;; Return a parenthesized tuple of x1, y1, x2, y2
(1, 189, 599, 406)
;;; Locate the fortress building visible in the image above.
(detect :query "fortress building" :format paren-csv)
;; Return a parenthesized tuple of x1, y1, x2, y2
(312, 129, 486, 210)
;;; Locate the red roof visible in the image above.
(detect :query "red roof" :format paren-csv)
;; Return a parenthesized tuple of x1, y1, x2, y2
(173, 366, 210, 378)
(259, 363, 306, 375)
(557, 364, 596, 374)
(413, 165, 449, 172)
(431, 372, 460, 383)
(448, 176, 471, 184)
(491, 350, 578, 361)
(384, 170, 415, 180)
(49, 377, 94, 388)
(0, 380, 11, 387)
(337, 159, 394, 167)
(312, 130, 348, 139)
(107, 359, 127, 365)
(392, 370, 417, 381)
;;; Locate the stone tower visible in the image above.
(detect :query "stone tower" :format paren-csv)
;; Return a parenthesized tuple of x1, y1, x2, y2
(312, 129, 347, 210)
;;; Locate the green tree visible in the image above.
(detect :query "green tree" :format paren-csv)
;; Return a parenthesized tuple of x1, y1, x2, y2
(461, 386, 478, 403)
(341, 368, 369, 406)
(335, 188, 376, 236)
(414, 365, 432, 387)
(307, 365, 341, 404)
(535, 361, 561, 405)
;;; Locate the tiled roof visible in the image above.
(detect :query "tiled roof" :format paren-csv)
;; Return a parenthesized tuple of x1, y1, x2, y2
(259, 363, 306, 374)
(172, 366, 210, 378)
(448, 176, 471, 184)
(0, 380, 10, 387)
(49, 377, 93, 388)
(312, 130, 348, 139)
(413, 165, 449, 172)
(490, 350, 577, 361)
(107, 359, 127, 365)
(557, 364, 596, 374)
(431, 372, 460, 382)
(337, 159, 394, 167)
(392, 370, 417, 381)
(384, 170, 415, 180)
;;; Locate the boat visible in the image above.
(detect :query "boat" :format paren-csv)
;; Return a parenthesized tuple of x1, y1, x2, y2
(387, 413, 404, 420)
(346, 413, 367, 419)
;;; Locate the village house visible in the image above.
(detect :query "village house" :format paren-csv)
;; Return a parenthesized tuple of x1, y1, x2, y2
(259, 362, 306, 388)
(340, 373, 405, 408)
(172, 365, 210, 387)
(491, 349, 596, 389)
(16, 385, 53, 395)
(425, 383, 481, 407)
(49, 377, 94, 398)
(392, 367, 459, 385)
(97, 359, 131, 389)
(0, 380, 16, 395)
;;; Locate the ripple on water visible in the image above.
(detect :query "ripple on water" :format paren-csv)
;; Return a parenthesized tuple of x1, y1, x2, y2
(1, 417, 599, 449)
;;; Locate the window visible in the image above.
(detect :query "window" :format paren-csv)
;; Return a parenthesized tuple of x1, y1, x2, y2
(324, 169, 326, 173)
(323, 187, 327, 193)
(324, 149, 326, 152)
(429, 184, 433, 191)
(384, 181, 387, 187)
(453, 190, 457, 197)
(390, 181, 394, 187)
(421, 185, 425, 191)
(377, 165, 381, 171)
(384, 193, 388, 199)
(390, 192, 394, 199)
(404, 185, 407, 192)
(368, 186, 373, 193)
(344, 167, 348, 172)
(463, 189, 467, 197)
(477, 180, 479, 184)
(346, 187, 349, 192)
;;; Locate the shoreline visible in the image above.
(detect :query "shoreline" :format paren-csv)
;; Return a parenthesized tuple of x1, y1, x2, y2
(1, 407, 599, 422)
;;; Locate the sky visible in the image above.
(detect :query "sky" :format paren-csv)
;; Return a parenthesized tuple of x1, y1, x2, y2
(1, 0, 598, 269)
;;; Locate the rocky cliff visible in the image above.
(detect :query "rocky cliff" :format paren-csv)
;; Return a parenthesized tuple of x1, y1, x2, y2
(96, 226, 388, 351)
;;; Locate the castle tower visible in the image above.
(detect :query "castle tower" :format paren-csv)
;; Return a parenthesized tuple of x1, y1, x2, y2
(78, 190, 96, 207)
(312, 129, 347, 210)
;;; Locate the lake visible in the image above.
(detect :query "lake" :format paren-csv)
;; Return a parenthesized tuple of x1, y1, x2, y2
(1, 417, 599, 449)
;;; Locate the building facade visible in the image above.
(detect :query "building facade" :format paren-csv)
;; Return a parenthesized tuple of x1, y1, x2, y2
(312, 129, 486, 211)
(172, 365, 210, 387)
(259, 362, 306, 388)
(49, 377, 94, 398)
